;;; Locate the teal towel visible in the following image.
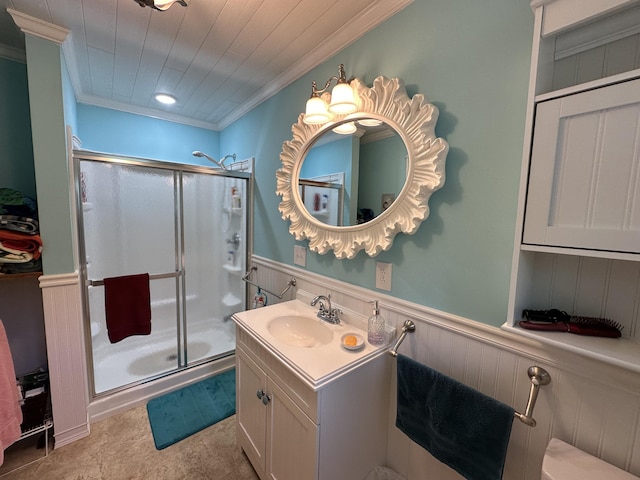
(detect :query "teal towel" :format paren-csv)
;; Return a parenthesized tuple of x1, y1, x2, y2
(396, 354, 514, 480)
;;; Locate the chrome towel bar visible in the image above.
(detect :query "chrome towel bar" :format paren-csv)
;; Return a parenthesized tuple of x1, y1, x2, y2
(389, 319, 551, 427)
(88, 270, 182, 287)
(242, 265, 296, 300)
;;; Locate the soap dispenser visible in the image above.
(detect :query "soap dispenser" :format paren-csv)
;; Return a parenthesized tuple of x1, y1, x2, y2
(367, 300, 386, 345)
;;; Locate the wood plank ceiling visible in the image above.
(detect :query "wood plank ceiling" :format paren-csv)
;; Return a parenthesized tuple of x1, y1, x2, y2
(0, 0, 411, 130)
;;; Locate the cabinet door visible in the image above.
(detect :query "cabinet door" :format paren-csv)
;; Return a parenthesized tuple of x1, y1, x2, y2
(523, 78, 640, 253)
(237, 348, 267, 476)
(267, 379, 318, 480)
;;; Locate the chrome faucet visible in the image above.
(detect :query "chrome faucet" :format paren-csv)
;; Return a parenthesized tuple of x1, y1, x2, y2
(226, 232, 241, 249)
(310, 294, 342, 324)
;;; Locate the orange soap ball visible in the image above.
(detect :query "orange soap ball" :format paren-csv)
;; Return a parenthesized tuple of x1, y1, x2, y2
(344, 335, 358, 346)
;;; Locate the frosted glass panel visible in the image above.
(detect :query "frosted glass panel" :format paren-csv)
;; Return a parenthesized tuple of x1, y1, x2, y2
(182, 173, 247, 363)
(81, 161, 176, 279)
(89, 278, 179, 393)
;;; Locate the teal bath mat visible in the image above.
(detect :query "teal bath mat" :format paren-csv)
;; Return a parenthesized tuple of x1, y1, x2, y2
(146, 369, 236, 450)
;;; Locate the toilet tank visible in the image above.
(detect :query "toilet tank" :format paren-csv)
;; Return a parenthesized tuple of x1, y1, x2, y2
(542, 438, 639, 480)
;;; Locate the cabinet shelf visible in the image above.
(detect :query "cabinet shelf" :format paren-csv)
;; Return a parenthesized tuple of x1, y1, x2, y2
(535, 68, 640, 103)
(502, 323, 640, 374)
(0, 272, 42, 281)
(521, 243, 639, 262)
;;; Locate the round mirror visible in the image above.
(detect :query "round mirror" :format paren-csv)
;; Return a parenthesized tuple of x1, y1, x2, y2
(277, 76, 448, 259)
(298, 120, 407, 226)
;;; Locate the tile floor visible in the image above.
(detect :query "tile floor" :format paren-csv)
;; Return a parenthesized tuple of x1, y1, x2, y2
(0, 406, 259, 480)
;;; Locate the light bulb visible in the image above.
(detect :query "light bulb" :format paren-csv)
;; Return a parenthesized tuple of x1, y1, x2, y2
(304, 96, 331, 125)
(333, 122, 357, 135)
(328, 82, 357, 115)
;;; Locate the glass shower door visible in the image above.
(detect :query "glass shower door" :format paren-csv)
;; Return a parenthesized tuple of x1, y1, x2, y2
(80, 160, 181, 394)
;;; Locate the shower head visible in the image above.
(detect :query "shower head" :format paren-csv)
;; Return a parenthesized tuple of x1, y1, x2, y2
(192, 150, 227, 170)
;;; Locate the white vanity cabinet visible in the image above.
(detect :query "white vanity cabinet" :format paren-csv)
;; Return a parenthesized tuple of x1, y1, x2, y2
(506, 0, 640, 370)
(235, 327, 390, 480)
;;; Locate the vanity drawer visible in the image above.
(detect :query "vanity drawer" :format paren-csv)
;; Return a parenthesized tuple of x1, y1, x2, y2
(236, 327, 319, 423)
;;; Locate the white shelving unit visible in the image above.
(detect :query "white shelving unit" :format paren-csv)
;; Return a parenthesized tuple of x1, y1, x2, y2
(505, 0, 640, 371)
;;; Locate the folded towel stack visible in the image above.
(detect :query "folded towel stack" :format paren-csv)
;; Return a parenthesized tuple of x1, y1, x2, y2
(396, 354, 515, 480)
(0, 188, 42, 274)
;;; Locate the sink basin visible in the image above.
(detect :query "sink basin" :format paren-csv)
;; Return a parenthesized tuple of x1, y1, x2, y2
(267, 315, 333, 347)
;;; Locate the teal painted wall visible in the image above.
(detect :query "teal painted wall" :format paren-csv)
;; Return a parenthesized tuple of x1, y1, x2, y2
(0, 58, 36, 199)
(62, 58, 78, 137)
(76, 104, 219, 166)
(221, 0, 533, 326)
(23, 36, 75, 275)
(12, 0, 533, 325)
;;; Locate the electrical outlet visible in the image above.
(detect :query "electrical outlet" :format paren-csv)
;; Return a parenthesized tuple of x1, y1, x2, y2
(375, 262, 392, 291)
(294, 245, 306, 267)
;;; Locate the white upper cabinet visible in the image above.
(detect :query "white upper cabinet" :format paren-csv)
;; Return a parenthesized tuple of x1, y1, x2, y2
(523, 77, 640, 254)
(506, 0, 640, 372)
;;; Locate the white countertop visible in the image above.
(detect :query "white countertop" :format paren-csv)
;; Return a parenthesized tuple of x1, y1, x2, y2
(233, 298, 394, 390)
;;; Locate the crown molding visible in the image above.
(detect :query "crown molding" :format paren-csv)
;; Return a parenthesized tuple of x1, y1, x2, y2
(217, 0, 414, 130)
(0, 43, 25, 63)
(7, 8, 69, 45)
(75, 93, 220, 131)
(11, 0, 412, 132)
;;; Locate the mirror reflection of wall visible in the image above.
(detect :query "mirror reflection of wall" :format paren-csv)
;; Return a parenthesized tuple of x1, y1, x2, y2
(299, 135, 359, 225)
(358, 131, 407, 219)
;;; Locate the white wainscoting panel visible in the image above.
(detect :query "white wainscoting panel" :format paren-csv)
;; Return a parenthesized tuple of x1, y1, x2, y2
(251, 255, 640, 480)
(39, 272, 90, 447)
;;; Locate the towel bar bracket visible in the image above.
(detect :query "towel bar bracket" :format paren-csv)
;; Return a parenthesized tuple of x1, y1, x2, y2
(514, 366, 551, 427)
(389, 319, 416, 357)
(242, 265, 296, 300)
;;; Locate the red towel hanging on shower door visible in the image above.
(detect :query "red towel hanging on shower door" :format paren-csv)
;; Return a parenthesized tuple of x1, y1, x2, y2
(104, 273, 152, 343)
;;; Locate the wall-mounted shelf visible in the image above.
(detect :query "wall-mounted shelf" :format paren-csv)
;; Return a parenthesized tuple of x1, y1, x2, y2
(222, 292, 242, 308)
(223, 264, 242, 275)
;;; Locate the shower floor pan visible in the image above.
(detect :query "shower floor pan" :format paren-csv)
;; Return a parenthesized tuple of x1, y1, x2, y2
(93, 320, 235, 394)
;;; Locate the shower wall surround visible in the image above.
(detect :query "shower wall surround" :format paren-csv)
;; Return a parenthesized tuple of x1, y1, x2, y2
(251, 257, 640, 480)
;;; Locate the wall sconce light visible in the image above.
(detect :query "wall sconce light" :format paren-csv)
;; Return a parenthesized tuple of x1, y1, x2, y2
(303, 64, 357, 126)
(135, 0, 188, 11)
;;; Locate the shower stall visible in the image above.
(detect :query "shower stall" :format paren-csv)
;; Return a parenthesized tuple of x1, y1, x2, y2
(74, 152, 251, 396)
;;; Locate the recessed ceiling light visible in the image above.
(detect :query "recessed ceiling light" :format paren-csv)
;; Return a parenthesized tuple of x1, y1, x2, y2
(155, 93, 176, 105)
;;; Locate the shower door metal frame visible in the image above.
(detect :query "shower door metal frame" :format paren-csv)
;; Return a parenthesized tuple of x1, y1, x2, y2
(73, 151, 252, 398)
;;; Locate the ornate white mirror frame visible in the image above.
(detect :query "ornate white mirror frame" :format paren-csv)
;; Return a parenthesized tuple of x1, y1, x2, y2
(276, 76, 449, 259)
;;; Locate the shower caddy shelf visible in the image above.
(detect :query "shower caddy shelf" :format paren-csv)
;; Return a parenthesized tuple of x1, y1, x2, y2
(242, 265, 296, 300)
(223, 264, 242, 275)
(389, 320, 551, 427)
